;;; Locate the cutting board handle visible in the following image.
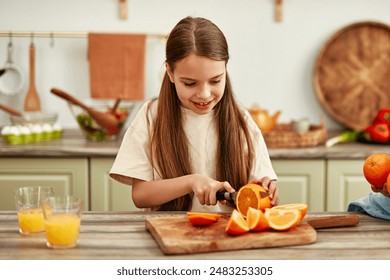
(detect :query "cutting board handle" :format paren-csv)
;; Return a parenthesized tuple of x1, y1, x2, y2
(305, 214, 359, 229)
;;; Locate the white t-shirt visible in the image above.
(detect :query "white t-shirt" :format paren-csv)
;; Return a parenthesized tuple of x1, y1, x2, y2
(110, 99, 277, 212)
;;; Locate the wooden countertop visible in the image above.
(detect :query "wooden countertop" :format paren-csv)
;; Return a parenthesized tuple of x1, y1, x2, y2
(0, 129, 389, 159)
(1, 211, 389, 260)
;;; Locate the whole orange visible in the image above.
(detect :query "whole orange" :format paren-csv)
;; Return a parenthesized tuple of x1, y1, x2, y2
(387, 173, 390, 194)
(363, 153, 390, 188)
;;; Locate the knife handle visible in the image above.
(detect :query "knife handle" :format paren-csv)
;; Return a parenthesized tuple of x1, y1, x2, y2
(216, 191, 232, 201)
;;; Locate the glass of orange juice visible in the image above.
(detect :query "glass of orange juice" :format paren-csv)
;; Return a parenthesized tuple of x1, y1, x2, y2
(41, 196, 83, 249)
(15, 186, 55, 235)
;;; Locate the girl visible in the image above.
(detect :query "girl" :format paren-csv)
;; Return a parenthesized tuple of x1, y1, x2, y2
(110, 16, 279, 212)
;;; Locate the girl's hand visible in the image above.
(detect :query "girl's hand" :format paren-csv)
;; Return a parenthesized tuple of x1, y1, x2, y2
(251, 177, 279, 206)
(371, 183, 390, 197)
(191, 174, 235, 206)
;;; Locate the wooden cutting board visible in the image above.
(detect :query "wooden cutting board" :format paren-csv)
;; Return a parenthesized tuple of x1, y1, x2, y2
(145, 214, 317, 255)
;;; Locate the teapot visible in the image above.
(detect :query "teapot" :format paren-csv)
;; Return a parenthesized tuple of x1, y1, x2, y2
(248, 104, 281, 133)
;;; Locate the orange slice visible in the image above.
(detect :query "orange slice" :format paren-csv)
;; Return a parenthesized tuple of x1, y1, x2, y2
(246, 207, 269, 232)
(271, 203, 308, 220)
(226, 210, 249, 235)
(187, 212, 221, 220)
(264, 208, 301, 231)
(187, 212, 221, 226)
(236, 183, 271, 217)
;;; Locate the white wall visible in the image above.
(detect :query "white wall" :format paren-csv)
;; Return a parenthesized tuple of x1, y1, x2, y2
(0, 0, 389, 129)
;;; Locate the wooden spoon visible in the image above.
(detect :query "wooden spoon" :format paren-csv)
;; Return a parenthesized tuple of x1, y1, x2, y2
(0, 103, 23, 116)
(50, 88, 119, 129)
(110, 98, 121, 114)
(24, 42, 41, 112)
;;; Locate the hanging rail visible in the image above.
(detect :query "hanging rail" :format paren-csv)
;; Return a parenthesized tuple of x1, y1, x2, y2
(0, 31, 167, 40)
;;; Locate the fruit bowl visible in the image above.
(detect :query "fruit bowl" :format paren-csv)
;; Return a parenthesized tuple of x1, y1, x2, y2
(68, 99, 135, 141)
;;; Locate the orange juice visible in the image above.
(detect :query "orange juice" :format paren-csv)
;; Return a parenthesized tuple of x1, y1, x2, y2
(44, 214, 81, 248)
(17, 207, 45, 234)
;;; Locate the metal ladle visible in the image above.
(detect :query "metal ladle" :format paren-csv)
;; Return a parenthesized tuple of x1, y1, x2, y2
(50, 88, 120, 129)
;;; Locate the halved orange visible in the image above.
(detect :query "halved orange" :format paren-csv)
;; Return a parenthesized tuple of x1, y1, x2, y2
(264, 208, 301, 231)
(236, 183, 271, 217)
(246, 207, 269, 232)
(226, 210, 249, 235)
(271, 203, 308, 220)
(187, 212, 221, 226)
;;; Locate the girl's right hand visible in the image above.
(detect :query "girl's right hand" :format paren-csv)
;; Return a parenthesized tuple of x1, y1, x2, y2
(191, 174, 235, 206)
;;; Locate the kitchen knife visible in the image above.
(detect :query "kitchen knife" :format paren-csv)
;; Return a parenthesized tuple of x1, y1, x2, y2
(216, 191, 270, 203)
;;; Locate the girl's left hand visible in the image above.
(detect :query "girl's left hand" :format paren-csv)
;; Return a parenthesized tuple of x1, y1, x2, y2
(251, 177, 279, 206)
(371, 183, 389, 197)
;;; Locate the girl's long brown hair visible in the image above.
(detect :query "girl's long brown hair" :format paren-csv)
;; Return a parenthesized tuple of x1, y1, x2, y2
(148, 17, 254, 211)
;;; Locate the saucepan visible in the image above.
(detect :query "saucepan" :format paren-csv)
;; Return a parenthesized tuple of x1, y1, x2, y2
(0, 41, 24, 96)
(0, 103, 57, 125)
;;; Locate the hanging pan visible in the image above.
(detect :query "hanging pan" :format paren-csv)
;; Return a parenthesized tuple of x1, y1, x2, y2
(0, 40, 25, 96)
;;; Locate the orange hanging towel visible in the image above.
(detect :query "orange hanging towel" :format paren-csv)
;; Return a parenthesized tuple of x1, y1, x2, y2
(88, 33, 146, 100)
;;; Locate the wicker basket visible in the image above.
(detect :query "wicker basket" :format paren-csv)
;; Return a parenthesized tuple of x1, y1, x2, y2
(263, 122, 328, 148)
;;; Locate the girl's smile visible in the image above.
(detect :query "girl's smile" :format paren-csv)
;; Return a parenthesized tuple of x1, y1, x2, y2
(167, 53, 226, 115)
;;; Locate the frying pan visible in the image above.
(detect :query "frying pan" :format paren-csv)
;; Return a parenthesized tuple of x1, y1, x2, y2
(0, 41, 24, 96)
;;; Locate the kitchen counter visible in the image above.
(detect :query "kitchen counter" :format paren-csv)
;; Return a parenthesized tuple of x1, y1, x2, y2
(1, 211, 389, 260)
(0, 129, 389, 159)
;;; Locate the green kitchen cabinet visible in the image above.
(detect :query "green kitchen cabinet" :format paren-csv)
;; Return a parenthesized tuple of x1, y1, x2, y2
(0, 158, 89, 211)
(90, 157, 138, 211)
(326, 159, 370, 211)
(272, 160, 326, 212)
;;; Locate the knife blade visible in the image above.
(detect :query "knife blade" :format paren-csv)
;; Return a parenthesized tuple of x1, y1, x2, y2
(216, 191, 270, 203)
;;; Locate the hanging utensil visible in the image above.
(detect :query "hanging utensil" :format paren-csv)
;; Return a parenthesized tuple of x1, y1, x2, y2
(50, 88, 119, 129)
(0, 39, 25, 96)
(23, 41, 41, 112)
(0, 103, 23, 116)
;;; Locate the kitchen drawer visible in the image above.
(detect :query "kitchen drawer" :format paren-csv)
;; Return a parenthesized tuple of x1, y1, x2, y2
(0, 158, 89, 210)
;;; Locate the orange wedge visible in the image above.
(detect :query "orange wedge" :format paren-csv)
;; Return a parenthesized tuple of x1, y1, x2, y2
(246, 207, 269, 232)
(226, 210, 249, 235)
(271, 203, 308, 220)
(264, 208, 301, 231)
(236, 183, 271, 217)
(187, 212, 221, 226)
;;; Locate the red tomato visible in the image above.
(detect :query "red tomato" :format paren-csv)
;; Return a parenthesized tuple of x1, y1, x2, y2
(364, 123, 390, 142)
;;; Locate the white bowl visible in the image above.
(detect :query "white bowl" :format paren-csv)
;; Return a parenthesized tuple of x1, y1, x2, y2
(10, 112, 58, 125)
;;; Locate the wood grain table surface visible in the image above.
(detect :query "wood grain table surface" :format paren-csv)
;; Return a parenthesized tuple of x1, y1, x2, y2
(0, 211, 389, 260)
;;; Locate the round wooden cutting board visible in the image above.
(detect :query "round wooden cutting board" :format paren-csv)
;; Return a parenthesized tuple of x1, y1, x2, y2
(313, 21, 390, 131)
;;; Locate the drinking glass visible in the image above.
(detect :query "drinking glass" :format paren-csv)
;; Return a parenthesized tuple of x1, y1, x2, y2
(41, 196, 83, 249)
(15, 186, 55, 235)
